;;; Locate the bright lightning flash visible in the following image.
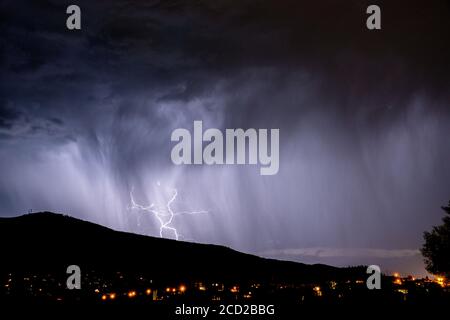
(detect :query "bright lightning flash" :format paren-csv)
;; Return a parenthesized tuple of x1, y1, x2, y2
(130, 183, 208, 240)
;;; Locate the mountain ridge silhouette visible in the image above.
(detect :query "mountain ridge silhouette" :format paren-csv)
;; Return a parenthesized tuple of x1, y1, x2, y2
(0, 212, 365, 283)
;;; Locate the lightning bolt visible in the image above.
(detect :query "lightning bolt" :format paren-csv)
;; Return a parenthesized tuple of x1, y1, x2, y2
(129, 183, 208, 240)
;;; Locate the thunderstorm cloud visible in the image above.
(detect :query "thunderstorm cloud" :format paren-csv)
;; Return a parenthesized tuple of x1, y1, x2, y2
(1, 0, 450, 276)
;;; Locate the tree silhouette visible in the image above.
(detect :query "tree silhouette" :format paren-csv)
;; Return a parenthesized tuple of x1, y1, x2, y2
(421, 201, 450, 278)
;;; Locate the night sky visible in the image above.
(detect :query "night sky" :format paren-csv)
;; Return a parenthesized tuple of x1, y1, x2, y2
(1, 0, 450, 276)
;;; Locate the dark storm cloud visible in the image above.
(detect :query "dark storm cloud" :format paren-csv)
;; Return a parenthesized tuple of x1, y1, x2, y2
(2, 0, 449, 125)
(1, 0, 450, 276)
(0, 103, 22, 129)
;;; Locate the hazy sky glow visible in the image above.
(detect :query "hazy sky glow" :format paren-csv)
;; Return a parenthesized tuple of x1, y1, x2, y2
(1, 0, 450, 276)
